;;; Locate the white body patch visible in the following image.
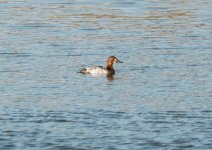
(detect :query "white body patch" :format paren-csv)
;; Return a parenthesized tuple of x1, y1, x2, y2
(85, 67, 108, 74)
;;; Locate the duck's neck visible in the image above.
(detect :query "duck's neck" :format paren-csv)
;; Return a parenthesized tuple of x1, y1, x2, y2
(106, 63, 115, 75)
(106, 64, 115, 75)
(106, 62, 114, 70)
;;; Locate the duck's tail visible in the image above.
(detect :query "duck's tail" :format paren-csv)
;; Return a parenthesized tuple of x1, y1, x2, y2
(79, 68, 87, 74)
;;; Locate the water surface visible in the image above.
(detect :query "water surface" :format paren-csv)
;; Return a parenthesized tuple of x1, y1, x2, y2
(0, 0, 211, 149)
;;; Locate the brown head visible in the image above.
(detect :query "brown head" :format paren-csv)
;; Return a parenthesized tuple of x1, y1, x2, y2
(106, 56, 123, 69)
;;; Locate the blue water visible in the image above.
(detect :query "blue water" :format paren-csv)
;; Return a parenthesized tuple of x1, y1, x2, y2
(0, 0, 211, 149)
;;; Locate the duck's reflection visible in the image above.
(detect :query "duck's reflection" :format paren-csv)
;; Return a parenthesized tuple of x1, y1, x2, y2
(106, 74, 114, 81)
(81, 73, 115, 81)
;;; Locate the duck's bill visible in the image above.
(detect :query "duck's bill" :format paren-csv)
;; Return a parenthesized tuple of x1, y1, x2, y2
(117, 59, 123, 63)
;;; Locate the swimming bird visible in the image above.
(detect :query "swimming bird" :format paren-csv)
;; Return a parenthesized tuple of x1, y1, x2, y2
(80, 56, 123, 75)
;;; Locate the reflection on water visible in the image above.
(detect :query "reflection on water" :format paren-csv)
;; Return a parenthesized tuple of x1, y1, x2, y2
(0, 0, 211, 149)
(79, 73, 115, 81)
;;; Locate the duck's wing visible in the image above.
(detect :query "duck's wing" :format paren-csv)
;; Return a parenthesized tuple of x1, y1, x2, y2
(95, 66, 104, 69)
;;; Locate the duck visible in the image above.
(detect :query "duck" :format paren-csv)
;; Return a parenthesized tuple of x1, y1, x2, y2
(80, 56, 123, 75)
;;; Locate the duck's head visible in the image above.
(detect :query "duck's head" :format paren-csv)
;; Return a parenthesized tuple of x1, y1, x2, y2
(107, 56, 123, 65)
